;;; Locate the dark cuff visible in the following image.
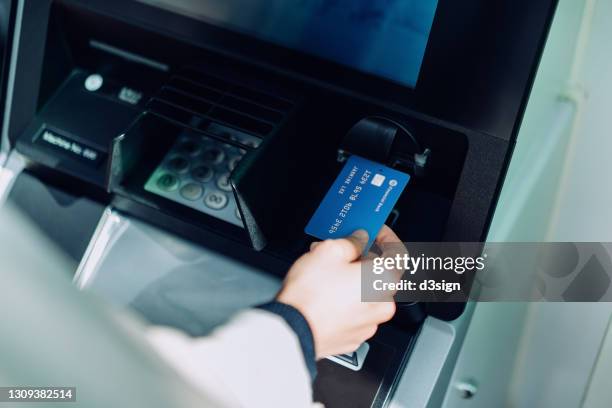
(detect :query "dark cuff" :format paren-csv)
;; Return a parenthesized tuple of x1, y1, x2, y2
(256, 301, 317, 380)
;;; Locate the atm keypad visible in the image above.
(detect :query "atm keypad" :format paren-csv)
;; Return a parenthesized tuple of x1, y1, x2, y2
(180, 183, 204, 201)
(156, 173, 179, 191)
(204, 191, 229, 210)
(201, 147, 225, 165)
(191, 165, 214, 182)
(166, 156, 190, 173)
(144, 132, 250, 227)
(176, 140, 202, 156)
(228, 157, 240, 171)
(216, 173, 233, 192)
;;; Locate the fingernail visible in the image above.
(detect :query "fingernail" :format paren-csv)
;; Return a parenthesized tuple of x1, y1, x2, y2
(351, 229, 369, 241)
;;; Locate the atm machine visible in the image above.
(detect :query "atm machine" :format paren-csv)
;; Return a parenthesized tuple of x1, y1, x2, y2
(0, 1, 558, 407)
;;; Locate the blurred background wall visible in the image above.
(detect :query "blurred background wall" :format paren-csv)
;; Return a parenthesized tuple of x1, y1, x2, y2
(442, 1, 612, 407)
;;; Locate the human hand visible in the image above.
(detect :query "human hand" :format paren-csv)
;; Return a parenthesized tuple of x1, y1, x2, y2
(276, 225, 403, 359)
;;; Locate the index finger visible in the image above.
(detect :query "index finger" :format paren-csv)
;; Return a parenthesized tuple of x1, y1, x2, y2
(375, 224, 403, 245)
(375, 225, 408, 280)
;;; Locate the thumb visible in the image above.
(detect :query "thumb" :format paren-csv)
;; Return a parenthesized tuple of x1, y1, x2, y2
(313, 230, 369, 262)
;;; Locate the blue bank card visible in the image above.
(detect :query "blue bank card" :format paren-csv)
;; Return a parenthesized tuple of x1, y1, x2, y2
(305, 155, 410, 252)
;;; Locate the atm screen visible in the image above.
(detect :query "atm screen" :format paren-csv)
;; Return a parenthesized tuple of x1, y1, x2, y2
(141, 0, 439, 88)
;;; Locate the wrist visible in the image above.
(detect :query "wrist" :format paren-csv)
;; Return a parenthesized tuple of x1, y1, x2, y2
(256, 301, 318, 380)
(276, 294, 321, 356)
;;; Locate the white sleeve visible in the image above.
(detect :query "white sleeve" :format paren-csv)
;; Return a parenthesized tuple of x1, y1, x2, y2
(144, 309, 315, 408)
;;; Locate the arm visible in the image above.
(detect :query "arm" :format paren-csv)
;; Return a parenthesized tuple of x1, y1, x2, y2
(146, 309, 313, 408)
(145, 226, 402, 407)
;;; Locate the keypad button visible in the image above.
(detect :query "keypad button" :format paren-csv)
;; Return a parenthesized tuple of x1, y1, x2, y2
(166, 156, 189, 173)
(216, 172, 233, 192)
(156, 173, 179, 191)
(191, 165, 214, 182)
(204, 191, 228, 210)
(201, 147, 225, 164)
(228, 156, 241, 171)
(180, 183, 204, 201)
(177, 140, 201, 156)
